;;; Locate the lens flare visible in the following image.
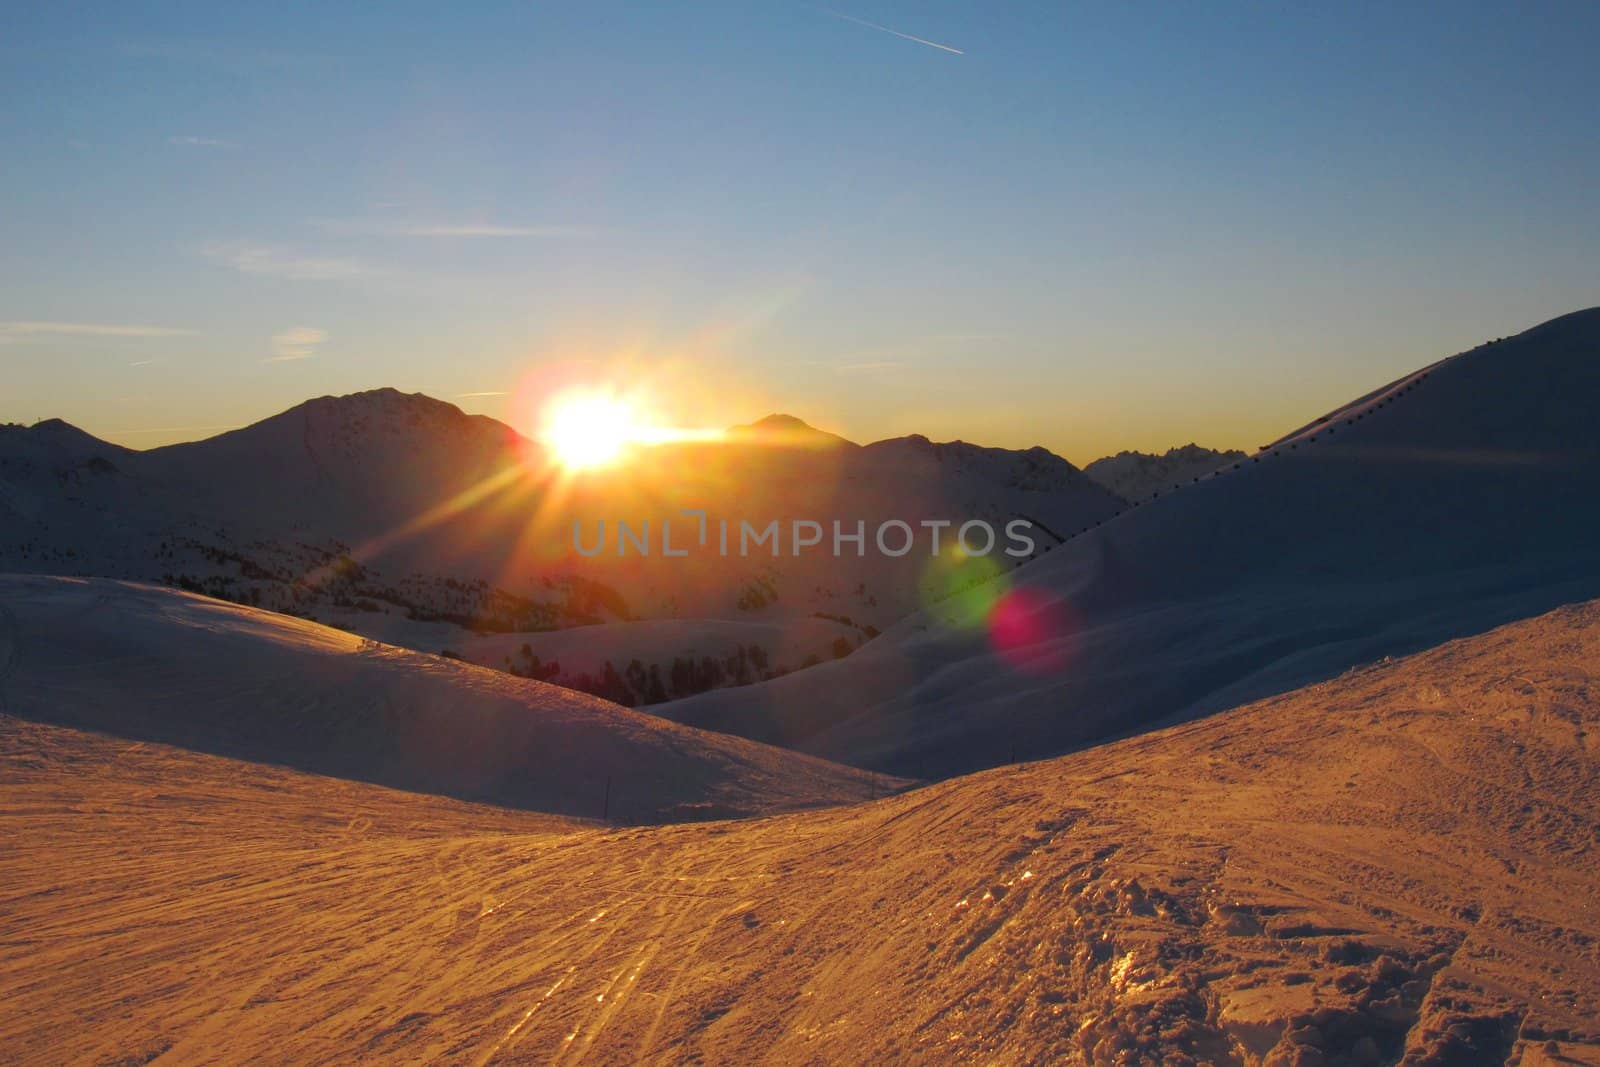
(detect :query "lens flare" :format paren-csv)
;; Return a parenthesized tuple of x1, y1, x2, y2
(988, 586, 1075, 674)
(918, 545, 1008, 629)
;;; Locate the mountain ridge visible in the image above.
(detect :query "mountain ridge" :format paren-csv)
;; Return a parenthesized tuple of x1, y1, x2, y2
(0, 389, 1124, 668)
(1084, 443, 1247, 501)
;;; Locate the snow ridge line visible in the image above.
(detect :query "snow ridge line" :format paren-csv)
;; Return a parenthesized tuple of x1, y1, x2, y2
(1037, 351, 1461, 556)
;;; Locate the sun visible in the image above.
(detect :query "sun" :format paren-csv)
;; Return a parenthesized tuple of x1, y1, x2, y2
(540, 389, 641, 471)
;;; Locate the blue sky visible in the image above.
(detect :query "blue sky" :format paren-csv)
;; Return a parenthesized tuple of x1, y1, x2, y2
(2, 1, 1597, 463)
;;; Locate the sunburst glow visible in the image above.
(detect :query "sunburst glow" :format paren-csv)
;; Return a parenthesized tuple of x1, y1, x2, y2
(541, 389, 643, 471)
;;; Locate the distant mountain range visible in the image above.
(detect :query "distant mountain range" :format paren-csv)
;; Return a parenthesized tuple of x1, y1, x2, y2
(1084, 443, 1247, 501)
(0, 395, 1123, 682)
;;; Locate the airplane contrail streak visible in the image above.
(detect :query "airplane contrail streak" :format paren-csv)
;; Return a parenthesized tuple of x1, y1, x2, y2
(821, 8, 965, 55)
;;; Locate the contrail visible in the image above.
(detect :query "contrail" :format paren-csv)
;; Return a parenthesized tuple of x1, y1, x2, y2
(820, 7, 964, 55)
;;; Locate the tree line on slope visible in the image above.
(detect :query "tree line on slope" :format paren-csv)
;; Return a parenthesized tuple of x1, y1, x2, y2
(495, 634, 862, 707)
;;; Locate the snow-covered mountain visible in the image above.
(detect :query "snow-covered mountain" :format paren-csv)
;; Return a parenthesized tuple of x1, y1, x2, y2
(142, 387, 526, 538)
(0, 395, 1123, 660)
(661, 308, 1600, 777)
(1084, 443, 1247, 501)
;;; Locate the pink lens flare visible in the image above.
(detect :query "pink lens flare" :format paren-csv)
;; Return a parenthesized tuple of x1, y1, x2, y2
(987, 586, 1075, 674)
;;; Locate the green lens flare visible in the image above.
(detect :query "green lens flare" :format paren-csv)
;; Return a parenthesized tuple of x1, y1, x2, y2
(918, 544, 1008, 630)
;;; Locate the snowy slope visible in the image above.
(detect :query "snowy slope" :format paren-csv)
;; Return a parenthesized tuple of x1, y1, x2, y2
(4, 600, 1597, 1064)
(662, 308, 1600, 776)
(0, 575, 894, 821)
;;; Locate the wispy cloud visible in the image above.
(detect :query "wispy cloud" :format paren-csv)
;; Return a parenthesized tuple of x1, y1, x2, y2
(168, 134, 230, 147)
(266, 326, 327, 362)
(0, 321, 196, 341)
(316, 218, 598, 239)
(202, 242, 374, 282)
(456, 390, 509, 398)
(818, 7, 964, 54)
(129, 359, 157, 367)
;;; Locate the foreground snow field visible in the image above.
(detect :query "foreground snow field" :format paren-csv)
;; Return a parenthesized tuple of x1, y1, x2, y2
(4, 600, 1597, 1064)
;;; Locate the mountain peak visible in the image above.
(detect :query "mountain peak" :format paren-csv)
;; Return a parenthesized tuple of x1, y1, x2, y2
(298, 387, 463, 417)
(1083, 443, 1245, 501)
(21, 418, 129, 458)
(141, 388, 527, 482)
(264, 388, 528, 447)
(728, 413, 854, 448)
(746, 413, 818, 432)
